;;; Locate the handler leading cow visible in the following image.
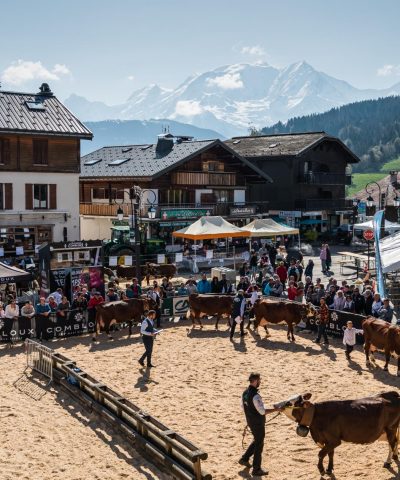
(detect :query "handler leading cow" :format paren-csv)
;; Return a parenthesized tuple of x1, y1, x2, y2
(93, 297, 156, 342)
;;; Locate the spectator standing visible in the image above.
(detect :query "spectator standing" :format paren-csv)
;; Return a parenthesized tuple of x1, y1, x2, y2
(3, 299, 19, 344)
(20, 301, 35, 340)
(371, 293, 383, 318)
(237, 276, 250, 292)
(296, 261, 304, 282)
(364, 289, 373, 316)
(325, 244, 332, 272)
(320, 244, 327, 274)
(287, 261, 299, 283)
(147, 286, 162, 327)
(314, 298, 329, 345)
(304, 259, 314, 280)
(276, 262, 287, 288)
(263, 278, 274, 296)
(49, 288, 63, 305)
(47, 296, 58, 313)
(249, 251, 258, 280)
(378, 298, 394, 322)
(126, 278, 142, 298)
(177, 283, 189, 296)
(106, 288, 119, 302)
(330, 290, 346, 311)
(352, 288, 365, 315)
(295, 281, 304, 303)
(56, 296, 70, 336)
(239, 262, 249, 277)
(197, 273, 211, 294)
(186, 279, 198, 295)
(343, 295, 355, 313)
(35, 297, 51, 342)
(219, 273, 232, 294)
(287, 281, 297, 301)
(267, 244, 277, 269)
(270, 278, 283, 298)
(210, 276, 220, 293)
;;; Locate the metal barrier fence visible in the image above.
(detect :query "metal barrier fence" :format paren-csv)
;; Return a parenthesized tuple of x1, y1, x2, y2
(24, 338, 54, 384)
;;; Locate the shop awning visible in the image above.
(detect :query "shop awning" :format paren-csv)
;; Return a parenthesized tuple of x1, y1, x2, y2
(241, 218, 299, 237)
(379, 230, 400, 273)
(300, 219, 327, 225)
(172, 216, 251, 240)
(0, 262, 32, 284)
(354, 219, 400, 231)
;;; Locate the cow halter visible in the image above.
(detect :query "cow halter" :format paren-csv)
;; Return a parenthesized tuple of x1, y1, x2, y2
(292, 404, 315, 437)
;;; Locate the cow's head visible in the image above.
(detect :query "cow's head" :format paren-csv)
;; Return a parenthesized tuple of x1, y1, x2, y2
(274, 392, 313, 424)
(305, 303, 317, 318)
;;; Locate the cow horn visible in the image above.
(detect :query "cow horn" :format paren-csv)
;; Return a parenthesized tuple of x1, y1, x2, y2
(303, 392, 312, 400)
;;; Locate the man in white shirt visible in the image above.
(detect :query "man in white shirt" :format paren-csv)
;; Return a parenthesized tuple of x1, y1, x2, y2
(49, 288, 63, 305)
(239, 372, 280, 476)
(3, 299, 19, 344)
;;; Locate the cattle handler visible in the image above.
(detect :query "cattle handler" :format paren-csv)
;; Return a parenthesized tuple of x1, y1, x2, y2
(239, 372, 280, 476)
(230, 289, 247, 340)
(138, 310, 160, 368)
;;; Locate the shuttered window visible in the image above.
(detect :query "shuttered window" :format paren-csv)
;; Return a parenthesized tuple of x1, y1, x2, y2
(33, 139, 48, 165)
(33, 184, 48, 209)
(0, 139, 10, 164)
(4, 184, 12, 209)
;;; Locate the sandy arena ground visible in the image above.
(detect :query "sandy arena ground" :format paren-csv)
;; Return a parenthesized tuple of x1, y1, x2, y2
(2, 317, 400, 480)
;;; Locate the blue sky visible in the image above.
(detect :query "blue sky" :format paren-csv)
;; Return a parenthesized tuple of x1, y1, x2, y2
(1, 0, 399, 104)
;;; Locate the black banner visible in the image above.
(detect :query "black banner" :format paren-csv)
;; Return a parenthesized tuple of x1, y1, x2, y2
(0, 310, 96, 342)
(306, 309, 365, 344)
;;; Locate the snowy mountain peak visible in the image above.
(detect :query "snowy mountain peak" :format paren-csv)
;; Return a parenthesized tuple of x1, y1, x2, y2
(65, 60, 400, 136)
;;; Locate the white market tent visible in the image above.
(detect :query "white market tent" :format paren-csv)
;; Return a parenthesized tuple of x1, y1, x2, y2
(379, 230, 400, 273)
(354, 219, 400, 231)
(240, 218, 299, 237)
(172, 215, 251, 240)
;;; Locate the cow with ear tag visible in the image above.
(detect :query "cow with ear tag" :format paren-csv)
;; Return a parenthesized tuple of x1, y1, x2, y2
(275, 391, 400, 475)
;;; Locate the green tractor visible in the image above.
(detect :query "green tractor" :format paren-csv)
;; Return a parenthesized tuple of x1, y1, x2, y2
(103, 225, 166, 266)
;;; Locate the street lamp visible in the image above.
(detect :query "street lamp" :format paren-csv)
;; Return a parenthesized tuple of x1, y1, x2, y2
(366, 195, 375, 208)
(116, 206, 124, 221)
(113, 187, 157, 284)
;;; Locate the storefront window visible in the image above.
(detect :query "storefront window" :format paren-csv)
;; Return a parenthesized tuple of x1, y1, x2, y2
(159, 189, 191, 205)
(0, 226, 52, 253)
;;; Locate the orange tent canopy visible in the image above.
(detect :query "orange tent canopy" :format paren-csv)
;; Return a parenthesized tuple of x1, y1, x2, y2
(172, 216, 251, 240)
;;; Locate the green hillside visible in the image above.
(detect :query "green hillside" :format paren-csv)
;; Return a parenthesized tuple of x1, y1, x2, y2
(258, 96, 400, 173)
(347, 173, 387, 197)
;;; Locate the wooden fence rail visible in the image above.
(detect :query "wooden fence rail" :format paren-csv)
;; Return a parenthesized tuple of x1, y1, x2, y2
(50, 352, 211, 480)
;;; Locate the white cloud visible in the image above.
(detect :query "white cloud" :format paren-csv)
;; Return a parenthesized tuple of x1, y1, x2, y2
(377, 64, 400, 77)
(127, 75, 135, 81)
(207, 72, 244, 90)
(241, 45, 265, 56)
(1, 60, 70, 86)
(174, 100, 203, 117)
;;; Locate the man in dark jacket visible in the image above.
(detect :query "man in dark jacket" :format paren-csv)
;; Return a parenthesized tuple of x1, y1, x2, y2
(352, 287, 365, 315)
(239, 372, 279, 476)
(230, 290, 247, 339)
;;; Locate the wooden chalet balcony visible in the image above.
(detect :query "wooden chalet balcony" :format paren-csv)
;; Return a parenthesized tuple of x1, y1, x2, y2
(171, 171, 236, 186)
(80, 203, 131, 216)
(299, 173, 352, 185)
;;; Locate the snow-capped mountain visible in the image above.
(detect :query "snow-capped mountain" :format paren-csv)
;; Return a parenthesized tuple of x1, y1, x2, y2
(65, 61, 400, 136)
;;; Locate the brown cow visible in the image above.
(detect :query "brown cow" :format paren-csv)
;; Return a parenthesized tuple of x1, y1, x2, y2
(116, 264, 148, 279)
(275, 391, 400, 474)
(188, 293, 233, 329)
(93, 296, 156, 342)
(146, 263, 177, 281)
(363, 317, 400, 376)
(253, 299, 316, 341)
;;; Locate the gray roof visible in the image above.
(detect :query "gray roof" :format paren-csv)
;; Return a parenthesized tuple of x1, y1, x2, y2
(80, 139, 273, 182)
(0, 89, 93, 139)
(225, 132, 359, 163)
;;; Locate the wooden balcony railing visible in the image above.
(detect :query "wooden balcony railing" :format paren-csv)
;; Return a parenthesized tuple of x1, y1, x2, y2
(80, 203, 131, 216)
(171, 171, 236, 186)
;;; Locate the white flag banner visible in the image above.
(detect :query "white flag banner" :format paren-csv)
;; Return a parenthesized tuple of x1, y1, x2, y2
(157, 254, 166, 264)
(109, 256, 118, 266)
(175, 252, 183, 263)
(0, 247, 4, 257)
(124, 255, 133, 266)
(16, 246, 24, 255)
(206, 250, 213, 259)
